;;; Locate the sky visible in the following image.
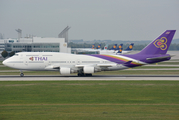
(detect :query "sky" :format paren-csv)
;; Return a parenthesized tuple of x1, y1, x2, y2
(0, 0, 179, 41)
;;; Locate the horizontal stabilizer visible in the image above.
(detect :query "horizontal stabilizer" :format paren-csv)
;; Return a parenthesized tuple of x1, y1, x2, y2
(146, 55, 174, 60)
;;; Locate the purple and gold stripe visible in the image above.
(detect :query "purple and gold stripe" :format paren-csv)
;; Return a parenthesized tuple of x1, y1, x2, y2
(88, 54, 143, 66)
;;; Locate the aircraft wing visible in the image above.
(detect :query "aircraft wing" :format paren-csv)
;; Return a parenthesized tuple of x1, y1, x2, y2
(75, 64, 118, 68)
(45, 64, 116, 70)
(122, 51, 132, 54)
(45, 60, 134, 70)
(45, 64, 60, 70)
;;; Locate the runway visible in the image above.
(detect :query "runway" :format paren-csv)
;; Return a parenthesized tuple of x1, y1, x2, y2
(0, 75, 179, 81)
(1, 51, 179, 81)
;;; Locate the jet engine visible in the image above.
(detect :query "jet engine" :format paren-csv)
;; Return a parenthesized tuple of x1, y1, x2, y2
(60, 67, 77, 75)
(60, 67, 71, 75)
(83, 66, 94, 73)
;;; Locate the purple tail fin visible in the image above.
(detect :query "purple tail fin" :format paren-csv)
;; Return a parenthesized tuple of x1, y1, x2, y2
(138, 30, 176, 55)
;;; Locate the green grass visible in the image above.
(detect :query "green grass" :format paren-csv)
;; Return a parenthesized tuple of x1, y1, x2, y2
(157, 62, 179, 65)
(1, 105, 178, 120)
(0, 81, 179, 120)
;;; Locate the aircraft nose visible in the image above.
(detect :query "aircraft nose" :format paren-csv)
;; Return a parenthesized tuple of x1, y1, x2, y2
(2, 59, 8, 66)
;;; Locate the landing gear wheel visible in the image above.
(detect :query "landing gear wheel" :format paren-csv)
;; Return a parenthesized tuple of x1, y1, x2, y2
(85, 74, 92, 76)
(78, 73, 84, 77)
(20, 73, 24, 77)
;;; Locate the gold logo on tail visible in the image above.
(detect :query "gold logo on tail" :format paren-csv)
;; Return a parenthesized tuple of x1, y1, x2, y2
(153, 37, 167, 50)
(129, 45, 133, 49)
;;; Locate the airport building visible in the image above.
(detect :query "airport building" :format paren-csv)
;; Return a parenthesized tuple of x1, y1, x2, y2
(4, 37, 70, 53)
(0, 26, 71, 54)
(0, 41, 5, 52)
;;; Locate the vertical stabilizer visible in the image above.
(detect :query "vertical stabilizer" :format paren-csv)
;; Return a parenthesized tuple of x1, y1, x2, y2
(138, 30, 176, 55)
(104, 44, 108, 50)
(125, 43, 134, 51)
(110, 44, 117, 50)
(91, 44, 95, 49)
(96, 44, 101, 49)
(116, 44, 123, 50)
(117, 48, 123, 53)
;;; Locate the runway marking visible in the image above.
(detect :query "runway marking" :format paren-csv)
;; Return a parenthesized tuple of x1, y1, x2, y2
(0, 104, 179, 106)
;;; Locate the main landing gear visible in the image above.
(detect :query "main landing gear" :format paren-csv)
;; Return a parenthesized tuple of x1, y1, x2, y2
(20, 70, 24, 77)
(77, 73, 92, 77)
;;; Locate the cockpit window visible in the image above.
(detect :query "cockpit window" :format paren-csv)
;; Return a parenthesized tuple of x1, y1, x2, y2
(14, 54, 19, 56)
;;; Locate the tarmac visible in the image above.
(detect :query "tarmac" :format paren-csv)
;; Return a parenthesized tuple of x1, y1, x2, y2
(0, 75, 179, 81)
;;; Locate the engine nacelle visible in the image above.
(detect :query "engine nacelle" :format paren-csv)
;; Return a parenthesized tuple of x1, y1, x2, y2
(60, 67, 71, 75)
(60, 67, 77, 75)
(83, 66, 94, 73)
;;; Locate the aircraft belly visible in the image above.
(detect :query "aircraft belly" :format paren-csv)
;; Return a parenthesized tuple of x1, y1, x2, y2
(102, 65, 128, 71)
(27, 63, 46, 70)
(12, 62, 47, 71)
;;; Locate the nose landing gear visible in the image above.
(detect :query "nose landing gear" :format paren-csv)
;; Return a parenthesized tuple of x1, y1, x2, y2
(20, 70, 24, 77)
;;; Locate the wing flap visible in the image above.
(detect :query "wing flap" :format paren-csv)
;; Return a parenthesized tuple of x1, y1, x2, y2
(97, 64, 117, 67)
(46, 60, 134, 70)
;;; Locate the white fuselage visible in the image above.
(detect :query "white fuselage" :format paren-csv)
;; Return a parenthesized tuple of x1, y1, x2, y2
(3, 52, 146, 75)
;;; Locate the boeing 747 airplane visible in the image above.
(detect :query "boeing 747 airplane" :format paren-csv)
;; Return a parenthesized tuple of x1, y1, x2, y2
(3, 30, 176, 77)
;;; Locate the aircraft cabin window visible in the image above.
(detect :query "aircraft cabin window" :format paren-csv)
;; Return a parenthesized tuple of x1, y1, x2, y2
(26, 55, 39, 56)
